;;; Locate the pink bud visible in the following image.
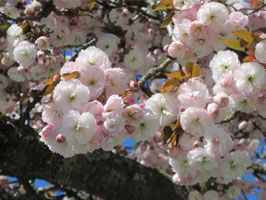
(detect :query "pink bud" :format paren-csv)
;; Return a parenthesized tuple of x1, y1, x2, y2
(112, 53, 120, 63)
(140, 103, 145, 108)
(153, 131, 162, 143)
(238, 121, 248, 130)
(122, 8, 129, 16)
(193, 140, 201, 148)
(213, 92, 229, 108)
(37, 50, 45, 59)
(153, 49, 161, 58)
(221, 74, 233, 87)
(207, 103, 220, 119)
(56, 133, 66, 143)
(41, 124, 54, 138)
(172, 173, 180, 183)
(125, 94, 136, 105)
(129, 80, 139, 91)
(168, 41, 186, 59)
(35, 36, 50, 50)
(17, 66, 24, 72)
(125, 125, 136, 134)
(148, 28, 154, 35)
(163, 45, 169, 53)
(53, 75, 60, 82)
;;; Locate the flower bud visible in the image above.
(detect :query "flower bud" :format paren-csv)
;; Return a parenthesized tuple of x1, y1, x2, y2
(125, 125, 136, 134)
(153, 131, 162, 143)
(41, 124, 54, 138)
(221, 74, 233, 87)
(238, 121, 248, 130)
(168, 41, 186, 59)
(56, 133, 66, 143)
(207, 103, 220, 119)
(125, 94, 136, 105)
(193, 140, 201, 148)
(153, 49, 161, 58)
(213, 92, 229, 108)
(35, 36, 50, 50)
(129, 80, 139, 91)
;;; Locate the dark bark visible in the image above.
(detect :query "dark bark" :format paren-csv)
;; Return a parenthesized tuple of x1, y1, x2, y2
(0, 115, 188, 200)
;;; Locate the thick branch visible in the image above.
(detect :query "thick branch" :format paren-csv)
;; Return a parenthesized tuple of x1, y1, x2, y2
(0, 115, 188, 200)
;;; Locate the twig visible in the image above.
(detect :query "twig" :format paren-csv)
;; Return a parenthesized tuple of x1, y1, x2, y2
(69, 38, 97, 62)
(138, 58, 172, 89)
(241, 190, 248, 200)
(253, 122, 266, 138)
(238, 4, 266, 15)
(0, 0, 58, 22)
(218, 112, 239, 124)
(137, 58, 172, 97)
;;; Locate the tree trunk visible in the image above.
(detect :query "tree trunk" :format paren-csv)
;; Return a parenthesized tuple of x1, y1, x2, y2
(0, 115, 188, 200)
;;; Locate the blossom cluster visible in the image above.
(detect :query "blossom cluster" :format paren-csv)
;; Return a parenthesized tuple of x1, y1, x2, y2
(0, 0, 265, 199)
(40, 46, 159, 157)
(168, 1, 248, 65)
(211, 50, 266, 118)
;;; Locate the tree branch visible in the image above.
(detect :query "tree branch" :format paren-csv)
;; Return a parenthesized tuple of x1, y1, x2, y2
(0, 114, 188, 200)
(69, 38, 97, 62)
(137, 58, 172, 96)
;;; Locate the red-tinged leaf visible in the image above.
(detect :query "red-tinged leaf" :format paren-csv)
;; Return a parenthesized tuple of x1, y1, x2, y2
(43, 72, 60, 85)
(62, 71, 80, 81)
(160, 78, 180, 93)
(162, 126, 173, 144)
(239, 39, 249, 48)
(165, 71, 184, 80)
(43, 82, 57, 97)
(185, 62, 202, 78)
(175, 118, 180, 129)
(170, 133, 177, 145)
(232, 30, 254, 44)
(154, 0, 174, 11)
(217, 39, 245, 52)
(160, 12, 175, 28)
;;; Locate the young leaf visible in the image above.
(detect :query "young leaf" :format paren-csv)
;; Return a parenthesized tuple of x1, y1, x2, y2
(185, 62, 202, 78)
(232, 30, 254, 44)
(43, 72, 60, 85)
(165, 71, 183, 80)
(154, 0, 174, 11)
(87, 1, 96, 9)
(160, 78, 180, 93)
(217, 39, 245, 52)
(162, 126, 173, 144)
(43, 82, 57, 96)
(62, 71, 80, 81)
(160, 12, 175, 28)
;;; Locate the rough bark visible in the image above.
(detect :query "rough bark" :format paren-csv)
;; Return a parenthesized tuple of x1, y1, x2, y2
(0, 115, 188, 200)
